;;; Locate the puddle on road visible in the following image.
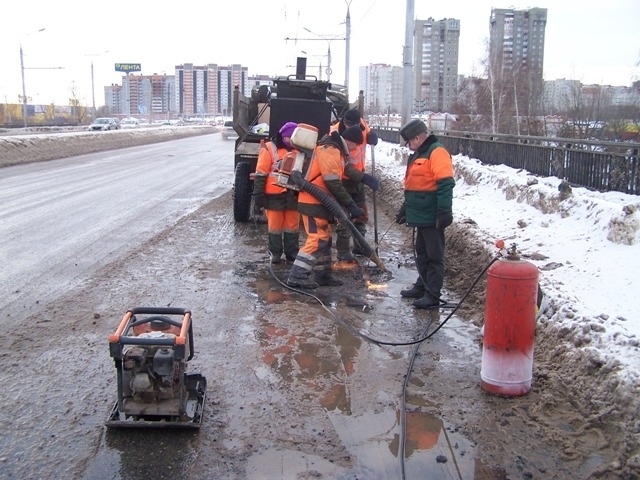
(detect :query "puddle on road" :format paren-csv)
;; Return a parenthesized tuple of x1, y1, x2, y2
(248, 263, 508, 479)
(83, 428, 200, 480)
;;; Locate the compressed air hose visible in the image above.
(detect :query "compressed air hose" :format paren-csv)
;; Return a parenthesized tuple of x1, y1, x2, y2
(290, 170, 386, 271)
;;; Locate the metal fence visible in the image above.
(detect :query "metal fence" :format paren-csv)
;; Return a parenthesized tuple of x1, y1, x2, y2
(373, 127, 640, 195)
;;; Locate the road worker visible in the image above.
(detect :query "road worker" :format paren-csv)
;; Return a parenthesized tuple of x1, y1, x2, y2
(286, 126, 367, 289)
(330, 108, 379, 261)
(253, 121, 301, 263)
(396, 119, 455, 309)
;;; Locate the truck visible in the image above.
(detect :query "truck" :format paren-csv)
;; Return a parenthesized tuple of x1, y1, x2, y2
(231, 64, 360, 222)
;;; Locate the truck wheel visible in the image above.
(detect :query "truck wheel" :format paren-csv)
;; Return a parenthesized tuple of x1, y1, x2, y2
(233, 162, 252, 222)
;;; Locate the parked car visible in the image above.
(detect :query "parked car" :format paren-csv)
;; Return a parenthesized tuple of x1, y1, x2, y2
(121, 118, 139, 129)
(111, 118, 121, 130)
(89, 118, 118, 131)
(221, 120, 236, 140)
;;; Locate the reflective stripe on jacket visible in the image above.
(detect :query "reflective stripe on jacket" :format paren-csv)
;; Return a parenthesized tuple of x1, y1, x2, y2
(255, 141, 297, 196)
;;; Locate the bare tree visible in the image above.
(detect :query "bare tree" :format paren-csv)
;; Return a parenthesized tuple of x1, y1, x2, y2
(68, 82, 88, 125)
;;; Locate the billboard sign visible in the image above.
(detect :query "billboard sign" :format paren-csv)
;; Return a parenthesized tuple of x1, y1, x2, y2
(115, 63, 141, 73)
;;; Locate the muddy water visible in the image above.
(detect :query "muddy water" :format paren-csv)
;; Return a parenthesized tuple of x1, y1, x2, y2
(76, 198, 497, 480)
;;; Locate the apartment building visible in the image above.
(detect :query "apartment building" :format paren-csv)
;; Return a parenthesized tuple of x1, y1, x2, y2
(359, 64, 403, 114)
(105, 74, 175, 118)
(175, 64, 249, 118)
(414, 17, 460, 112)
(489, 7, 547, 86)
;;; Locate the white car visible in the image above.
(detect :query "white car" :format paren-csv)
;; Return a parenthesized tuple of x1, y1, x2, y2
(221, 120, 237, 140)
(121, 118, 139, 129)
(89, 117, 118, 131)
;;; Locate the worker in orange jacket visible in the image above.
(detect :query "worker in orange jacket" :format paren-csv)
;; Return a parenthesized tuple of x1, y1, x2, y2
(286, 126, 367, 289)
(330, 108, 379, 261)
(396, 119, 455, 309)
(253, 122, 301, 263)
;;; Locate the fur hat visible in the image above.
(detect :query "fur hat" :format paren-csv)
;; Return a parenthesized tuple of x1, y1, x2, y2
(399, 119, 428, 142)
(341, 125, 364, 144)
(343, 109, 361, 126)
(279, 121, 298, 139)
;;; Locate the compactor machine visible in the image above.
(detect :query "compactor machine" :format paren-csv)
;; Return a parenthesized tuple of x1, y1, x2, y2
(106, 307, 206, 428)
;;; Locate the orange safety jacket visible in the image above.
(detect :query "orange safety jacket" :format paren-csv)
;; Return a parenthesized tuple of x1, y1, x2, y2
(255, 141, 297, 196)
(330, 119, 371, 175)
(297, 143, 353, 220)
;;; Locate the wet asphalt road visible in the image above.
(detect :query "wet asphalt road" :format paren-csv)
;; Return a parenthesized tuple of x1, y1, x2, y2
(0, 134, 233, 321)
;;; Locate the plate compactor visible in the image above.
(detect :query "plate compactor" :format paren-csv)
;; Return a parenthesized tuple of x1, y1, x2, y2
(106, 307, 206, 428)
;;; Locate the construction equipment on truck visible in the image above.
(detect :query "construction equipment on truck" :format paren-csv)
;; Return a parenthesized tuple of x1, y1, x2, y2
(231, 60, 358, 222)
(106, 307, 206, 428)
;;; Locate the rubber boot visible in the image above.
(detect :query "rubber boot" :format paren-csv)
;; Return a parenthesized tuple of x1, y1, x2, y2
(336, 233, 355, 262)
(268, 233, 284, 263)
(286, 272, 318, 289)
(413, 292, 441, 309)
(315, 254, 343, 286)
(283, 232, 300, 261)
(400, 282, 425, 298)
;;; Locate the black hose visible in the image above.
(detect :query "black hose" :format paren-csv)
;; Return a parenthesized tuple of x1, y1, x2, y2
(290, 170, 386, 271)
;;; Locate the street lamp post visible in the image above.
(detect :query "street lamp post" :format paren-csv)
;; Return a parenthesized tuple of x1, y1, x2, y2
(86, 51, 109, 119)
(19, 28, 45, 128)
(344, 0, 353, 90)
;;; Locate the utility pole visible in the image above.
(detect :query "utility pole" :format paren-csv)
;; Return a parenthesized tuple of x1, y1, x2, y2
(401, 0, 415, 126)
(285, 30, 345, 83)
(344, 0, 352, 92)
(85, 51, 109, 119)
(19, 28, 46, 128)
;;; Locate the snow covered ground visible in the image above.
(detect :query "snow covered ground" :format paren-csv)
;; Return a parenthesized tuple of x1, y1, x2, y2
(373, 140, 640, 388)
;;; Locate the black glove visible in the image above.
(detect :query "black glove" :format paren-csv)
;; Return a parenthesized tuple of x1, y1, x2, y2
(435, 211, 453, 229)
(346, 202, 365, 219)
(253, 193, 265, 215)
(395, 204, 406, 224)
(253, 193, 265, 208)
(366, 132, 379, 146)
(361, 173, 379, 191)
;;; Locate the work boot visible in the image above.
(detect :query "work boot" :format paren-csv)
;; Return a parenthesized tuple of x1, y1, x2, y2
(286, 274, 318, 289)
(400, 284, 425, 298)
(413, 293, 441, 309)
(268, 233, 284, 263)
(336, 234, 356, 262)
(283, 232, 300, 261)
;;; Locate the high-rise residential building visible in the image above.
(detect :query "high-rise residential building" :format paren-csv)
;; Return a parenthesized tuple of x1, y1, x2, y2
(489, 7, 547, 85)
(359, 64, 403, 114)
(105, 84, 125, 115)
(105, 74, 175, 118)
(414, 18, 460, 113)
(174, 64, 249, 118)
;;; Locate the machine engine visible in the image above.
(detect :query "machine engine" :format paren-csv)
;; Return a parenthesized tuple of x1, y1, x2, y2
(122, 332, 180, 403)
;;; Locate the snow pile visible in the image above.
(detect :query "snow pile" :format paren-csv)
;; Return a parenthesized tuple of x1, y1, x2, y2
(373, 140, 640, 378)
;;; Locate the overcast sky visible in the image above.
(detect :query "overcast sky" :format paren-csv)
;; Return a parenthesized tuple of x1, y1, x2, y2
(1, 0, 638, 107)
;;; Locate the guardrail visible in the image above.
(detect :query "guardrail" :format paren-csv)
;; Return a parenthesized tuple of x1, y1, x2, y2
(372, 127, 640, 195)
